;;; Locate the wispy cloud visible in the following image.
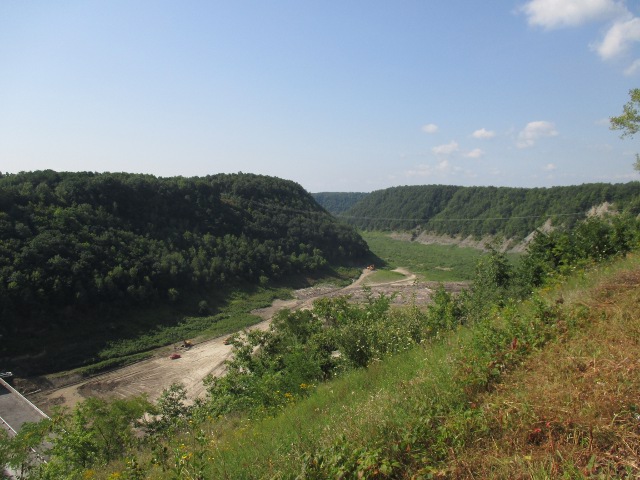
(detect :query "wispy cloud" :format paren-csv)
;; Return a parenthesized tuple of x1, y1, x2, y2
(465, 148, 484, 158)
(543, 163, 557, 171)
(421, 123, 439, 134)
(517, 121, 558, 148)
(405, 159, 454, 178)
(624, 58, 640, 75)
(595, 16, 640, 59)
(432, 141, 459, 155)
(471, 128, 496, 139)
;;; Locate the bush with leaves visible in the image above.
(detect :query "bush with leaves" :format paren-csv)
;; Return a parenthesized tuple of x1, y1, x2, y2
(0, 396, 152, 479)
(515, 214, 640, 289)
(457, 247, 513, 324)
(145, 383, 193, 435)
(204, 287, 467, 418)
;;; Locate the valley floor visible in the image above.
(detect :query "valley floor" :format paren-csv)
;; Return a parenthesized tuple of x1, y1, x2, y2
(34, 267, 464, 412)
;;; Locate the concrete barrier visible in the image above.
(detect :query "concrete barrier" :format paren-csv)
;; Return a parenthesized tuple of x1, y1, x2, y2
(0, 378, 49, 434)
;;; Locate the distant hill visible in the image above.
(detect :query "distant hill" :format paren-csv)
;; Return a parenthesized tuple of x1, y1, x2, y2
(339, 183, 640, 238)
(312, 192, 369, 215)
(0, 171, 369, 369)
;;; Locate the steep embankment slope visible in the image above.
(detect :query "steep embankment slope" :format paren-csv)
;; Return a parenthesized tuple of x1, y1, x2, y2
(447, 259, 640, 478)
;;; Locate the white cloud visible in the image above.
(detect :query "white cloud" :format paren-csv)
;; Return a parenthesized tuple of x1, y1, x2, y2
(543, 163, 557, 171)
(517, 121, 558, 148)
(432, 141, 459, 155)
(472, 128, 496, 139)
(404, 159, 466, 179)
(595, 17, 640, 59)
(521, 0, 640, 72)
(465, 148, 484, 158)
(624, 58, 640, 75)
(421, 123, 439, 134)
(435, 159, 450, 172)
(521, 0, 625, 29)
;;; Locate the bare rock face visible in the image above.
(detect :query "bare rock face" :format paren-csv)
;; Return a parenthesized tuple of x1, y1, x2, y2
(587, 202, 614, 218)
(390, 231, 523, 253)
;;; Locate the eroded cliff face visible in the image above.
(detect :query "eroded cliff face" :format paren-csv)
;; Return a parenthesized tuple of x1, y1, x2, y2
(388, 231, 526, 253)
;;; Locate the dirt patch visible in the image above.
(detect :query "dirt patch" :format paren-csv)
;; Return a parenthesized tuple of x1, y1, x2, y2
(33, 268, 464, 413)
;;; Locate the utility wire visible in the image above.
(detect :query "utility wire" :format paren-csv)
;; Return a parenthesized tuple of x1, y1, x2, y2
(335, 211, 587, 223)
(239, 197, 590, 223)
(242, 200, 587, 222)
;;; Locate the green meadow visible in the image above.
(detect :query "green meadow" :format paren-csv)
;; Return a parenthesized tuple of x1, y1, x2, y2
(361, 230, 515, 281)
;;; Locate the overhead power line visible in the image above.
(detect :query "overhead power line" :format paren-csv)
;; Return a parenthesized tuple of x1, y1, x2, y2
(235, 197, 591, 224)
(335, 211, 588, 223)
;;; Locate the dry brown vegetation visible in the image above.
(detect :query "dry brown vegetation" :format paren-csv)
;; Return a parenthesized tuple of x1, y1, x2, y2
(451, 264, 640, 478)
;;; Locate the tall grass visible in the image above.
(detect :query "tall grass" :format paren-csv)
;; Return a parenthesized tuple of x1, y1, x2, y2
(449, 254, 640, 478)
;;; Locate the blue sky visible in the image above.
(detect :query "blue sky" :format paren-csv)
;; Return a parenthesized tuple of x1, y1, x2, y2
(1, 1, 640, 192)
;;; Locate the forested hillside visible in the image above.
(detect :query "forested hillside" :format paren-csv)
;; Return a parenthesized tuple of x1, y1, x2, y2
(0, 171, 369, 370)
(312, 191, 369, 215)
(341, 183, 640, 237)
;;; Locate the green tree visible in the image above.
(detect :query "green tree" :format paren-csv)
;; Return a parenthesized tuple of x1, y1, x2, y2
(38, 396, 150, 476)
(0, 420, 50, 479)
(459, 247, 513, 323)
(610, 88, 640, 170)
(146, 383, 192, 434)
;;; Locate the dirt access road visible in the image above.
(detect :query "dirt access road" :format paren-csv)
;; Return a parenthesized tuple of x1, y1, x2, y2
(36, 268, 454, 412)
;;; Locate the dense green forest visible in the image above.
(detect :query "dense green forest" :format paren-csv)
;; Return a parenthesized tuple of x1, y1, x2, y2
(311, 191, 369, 215)
(329, 183, 640, 237)
(0, 171, 369, 372)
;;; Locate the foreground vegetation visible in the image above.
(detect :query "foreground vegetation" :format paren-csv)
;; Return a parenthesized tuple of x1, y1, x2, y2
(3, 212, 639, 478)
(0, 171, 369, 374)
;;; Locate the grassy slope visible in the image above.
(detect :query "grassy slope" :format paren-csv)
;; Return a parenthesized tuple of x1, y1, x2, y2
(450, 258, 640, 478)
(125, 254, 640, 479)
